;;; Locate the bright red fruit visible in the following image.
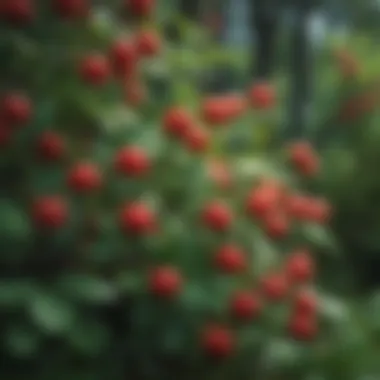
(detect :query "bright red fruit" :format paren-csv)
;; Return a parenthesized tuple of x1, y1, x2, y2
(114, 146, 150, 177)
(127, 0, 155, 17)
(202, 325, 234, 358)
(286, 249, 314, 283)
(124, 81, 146, 106)
(1, 93, 32, 127)
(162, 107, 193, 138)
(201, 200, 233, 231)
(135, 30, 161, 57)
(249, 82, 275, 109)
(37, 131, 65, 161)
(207, 160, 232, 190)
(263, 211, 289, 239)
(53, 0, 89, 18)
(110, 39, 137, 77)
(294, 290, 318, 316)
(288, 314, 318, 341)
(246, 184, 281, 219)
(305, 197, 332, 224)
(201, 94, 247, 126)
(230, 291, 261, 320)
(32, 196, 68, 228)
(261, 273, 288, 301)
(149, 266, 182, 298)
(119, 202, 156, 234)
(1, 0, 34, 23)
(79, 54, 110, 85)
(183, 126, 210, 153)
(214, 244, 246, 273)
(288, 141, 320, 177)
(67, 163, 102, 192)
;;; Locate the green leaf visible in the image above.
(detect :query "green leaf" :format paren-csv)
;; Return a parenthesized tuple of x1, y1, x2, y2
(0, 280, 37, 307)
(29, 292, 76, 334)
(302, 223, 341, 255)
(5, 324, 41, 358)
(56, 274, 118, 305)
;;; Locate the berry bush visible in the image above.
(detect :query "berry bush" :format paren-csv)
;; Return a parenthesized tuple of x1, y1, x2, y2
(0, 1, 379, 380)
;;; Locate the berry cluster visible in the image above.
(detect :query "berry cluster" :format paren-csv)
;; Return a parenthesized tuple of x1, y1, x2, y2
(0, 0, 332, 367)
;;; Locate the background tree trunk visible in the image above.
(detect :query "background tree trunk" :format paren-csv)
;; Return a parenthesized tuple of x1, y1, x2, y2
(286, 0, 315, 140)
(250, 0, 281, 79)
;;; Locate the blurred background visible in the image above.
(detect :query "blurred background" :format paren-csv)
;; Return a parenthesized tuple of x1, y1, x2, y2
(1, 0, 380, 379)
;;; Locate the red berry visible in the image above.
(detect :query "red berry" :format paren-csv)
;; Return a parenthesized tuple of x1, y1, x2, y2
(183, 126, 210, 153)
(1, 93, 32, 127)
(202, 325, 234, 358)
(263, 211, 289, 239)
(306, 197, 331, 224)
(37, 131, 65, 161)
(288, 314, 318, 341)
(119, 201, 156, 234)
(127, 0, 155, 17)
(285, 194, 311, 219)
(201, 95, 247, 126)
(79, 54, 110, 85)
(286, 249, 314, 283)
(1, 0, 34, 23)
(288, 141, 320, 177)
(201, 200, 233, 231)
(110, 39, 137, 77)
(67, 163, 102, 192)
(149, 266, 182, 298)
(32, 196, 68, 228)
(248, 82, 275, 109)
(294, 290, 318, 316)
(114, 146, 150, 177)
(162, 107, 193, 138)
(214, 244, 246, 273)
(246, 185, 280, 219)
(53, 0, 89, 18)
(207, 160, 232, 190)
(261, 274, 288, 301)
(230, 291, 261, 320)
(135, 30, 161, 57)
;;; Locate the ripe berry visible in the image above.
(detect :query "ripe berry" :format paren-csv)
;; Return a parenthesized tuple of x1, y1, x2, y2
(162, 107, 193, 138)
(286, 249, 314, 283)
(288, 141, 320, 177)
(1, 0, 34, 24)
(201, 200, 233, 231)
(127, 0, 155, 17)
(149, 266, 182, 298)
(305, 197, 331, 224)
(261, 274, 288, 301)
(202, 325, 234, 358)
(248, 82, 275, 109)
(285, 194, 311, 219)
(79, 54, 110, 85)
(214, 244, 246, 273)
(32, 196, 68, 228)
(207, 160, 232, 190)
(37, 131, 65, 161)
(183, 126, 209, 153)
(53, 0, 89, 18)
(1, 93, 32, 127)
(119, 201, 156, 234)
(288, 314, 318, 341)
(246, 185, 280, 219)
(67, 163, 102, 192)
(294, 290, 318, 316)
(135, 30, 161, 57)
(114, 146, 150, 177)
(230, 291, 261, 320)
(263, 211, 289, 239)
(201, 95, 247, 126)
(110, 39, 137, 77)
